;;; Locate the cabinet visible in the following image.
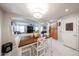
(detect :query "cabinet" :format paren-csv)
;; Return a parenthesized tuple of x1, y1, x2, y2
(18, 37, 48, 56)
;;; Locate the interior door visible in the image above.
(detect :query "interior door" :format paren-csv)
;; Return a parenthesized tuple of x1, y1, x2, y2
(62, 16, 78, 50)
(50, 23, 58, 40)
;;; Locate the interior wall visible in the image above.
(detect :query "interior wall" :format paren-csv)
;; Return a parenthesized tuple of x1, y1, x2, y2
(58, 12, 79, 41)
(47, 23, 50, 36)
(0, 9, 3, 56)
(1, 12, 23, 56)
(57, 19, 62, 42)
(58, 12, 79, 51)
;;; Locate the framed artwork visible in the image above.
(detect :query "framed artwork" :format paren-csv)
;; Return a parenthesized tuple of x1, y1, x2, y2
(66, 22, 73, 31)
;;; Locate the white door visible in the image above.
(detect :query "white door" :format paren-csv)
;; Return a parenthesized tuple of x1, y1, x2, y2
(61, 16, 78, 50)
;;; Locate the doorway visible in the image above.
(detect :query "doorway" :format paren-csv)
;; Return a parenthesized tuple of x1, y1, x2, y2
(50, 23, 58, 40)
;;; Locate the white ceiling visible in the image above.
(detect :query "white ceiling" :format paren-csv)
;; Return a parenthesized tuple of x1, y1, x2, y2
(0, 3, 79, 23)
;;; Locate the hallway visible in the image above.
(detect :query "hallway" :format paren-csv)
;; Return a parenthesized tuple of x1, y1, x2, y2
(47, 38, 79, 56)
(0, 3, 79, 56)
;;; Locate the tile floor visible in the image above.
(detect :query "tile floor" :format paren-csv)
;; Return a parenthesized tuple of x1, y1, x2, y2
(47, 38, 79, 56)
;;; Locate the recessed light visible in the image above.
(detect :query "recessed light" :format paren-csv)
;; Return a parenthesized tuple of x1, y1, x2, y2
(65, 9, 69, 12)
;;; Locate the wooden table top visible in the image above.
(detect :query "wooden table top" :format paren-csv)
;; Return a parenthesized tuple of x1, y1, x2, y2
(19, 36, 38, 47)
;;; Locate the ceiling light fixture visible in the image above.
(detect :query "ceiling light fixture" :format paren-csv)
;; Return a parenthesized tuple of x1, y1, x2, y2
(27, 3, 48, 18)
(28, 3, 48, 14)
(33, 12, 42, 18)
(65, 9, 69, 12)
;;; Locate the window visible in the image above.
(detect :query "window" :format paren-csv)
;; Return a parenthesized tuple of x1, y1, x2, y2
(16, 25, 25, 32)
(35, 27, 39, 31)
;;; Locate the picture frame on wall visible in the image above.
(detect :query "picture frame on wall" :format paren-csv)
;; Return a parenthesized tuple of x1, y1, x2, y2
(66, 22, 73, 31)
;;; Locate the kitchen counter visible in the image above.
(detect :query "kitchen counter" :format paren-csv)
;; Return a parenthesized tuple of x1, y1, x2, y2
(19, 36, 38, 47)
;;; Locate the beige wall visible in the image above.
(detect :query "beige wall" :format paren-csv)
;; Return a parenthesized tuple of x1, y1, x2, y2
(2, 13, 16, 44)
(0, 9, 3, 56)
